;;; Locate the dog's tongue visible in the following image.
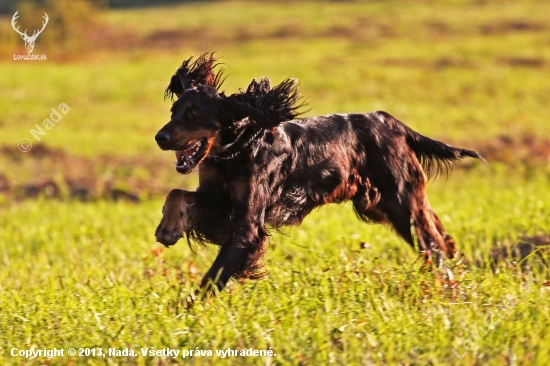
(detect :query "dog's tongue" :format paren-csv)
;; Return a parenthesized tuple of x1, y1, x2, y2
(175, 149, 194, 162)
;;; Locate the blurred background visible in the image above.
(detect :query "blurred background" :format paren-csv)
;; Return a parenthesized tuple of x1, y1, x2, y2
(0, 0, 549, 202)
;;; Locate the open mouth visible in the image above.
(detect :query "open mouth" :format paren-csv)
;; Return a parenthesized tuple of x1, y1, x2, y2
(174, 138, 208, 174)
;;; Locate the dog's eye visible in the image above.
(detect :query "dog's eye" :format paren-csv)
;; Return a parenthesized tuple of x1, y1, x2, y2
(189, 108, 200, 117)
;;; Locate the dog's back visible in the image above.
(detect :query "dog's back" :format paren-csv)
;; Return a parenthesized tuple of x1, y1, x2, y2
(261, 111, 481, 263)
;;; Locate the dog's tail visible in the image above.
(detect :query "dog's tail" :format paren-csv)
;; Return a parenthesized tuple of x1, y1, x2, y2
(373, 111, 485, 179)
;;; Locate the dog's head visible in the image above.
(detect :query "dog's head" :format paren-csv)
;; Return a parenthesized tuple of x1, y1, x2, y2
(156, 56, 303, 174)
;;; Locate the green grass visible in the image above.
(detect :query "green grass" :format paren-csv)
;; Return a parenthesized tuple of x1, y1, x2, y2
(1, 171, 550, 365)
(1, 0, 550, 364)
(1, 0, 550, 156)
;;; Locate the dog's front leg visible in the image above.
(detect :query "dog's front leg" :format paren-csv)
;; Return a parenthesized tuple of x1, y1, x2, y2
(155, 189, 196, 247)
(198, 173, 270, 295)
(155, 189, 231, 247)
(199, 219, 268, 294)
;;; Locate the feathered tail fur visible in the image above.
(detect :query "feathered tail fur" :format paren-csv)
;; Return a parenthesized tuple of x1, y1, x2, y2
(373, 111, 484, 179)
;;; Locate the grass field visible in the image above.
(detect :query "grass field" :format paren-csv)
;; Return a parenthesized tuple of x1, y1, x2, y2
(1, 0, 550, 364)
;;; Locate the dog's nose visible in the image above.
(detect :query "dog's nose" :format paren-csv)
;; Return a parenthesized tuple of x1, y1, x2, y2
(155, 131, 171, 143)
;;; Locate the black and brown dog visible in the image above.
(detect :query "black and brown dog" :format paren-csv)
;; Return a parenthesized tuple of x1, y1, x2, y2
(154, 52, 483, 295)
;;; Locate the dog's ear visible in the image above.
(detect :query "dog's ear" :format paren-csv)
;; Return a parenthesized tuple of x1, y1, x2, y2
(217, 78, 304, 129)
(164, 51, 226, 100)
(259, 77, 303, 123)
(217, 95, 263, 127)
(222, 77, 304, 128)
(227, 78, 271, 109)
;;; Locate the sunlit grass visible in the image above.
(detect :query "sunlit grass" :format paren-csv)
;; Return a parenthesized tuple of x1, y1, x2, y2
(1, 171, 549, 364)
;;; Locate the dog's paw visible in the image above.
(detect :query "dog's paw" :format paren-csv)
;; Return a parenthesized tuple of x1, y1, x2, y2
(443, 234, 457, 259)
(155, 221, 183, 246)
(154, 190, 192, 247)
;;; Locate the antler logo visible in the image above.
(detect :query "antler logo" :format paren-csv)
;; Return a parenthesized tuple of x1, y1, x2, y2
(11, 10, 49, 54)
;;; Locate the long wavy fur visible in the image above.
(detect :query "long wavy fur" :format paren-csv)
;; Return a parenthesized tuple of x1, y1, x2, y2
(164, 51, 226, 101)
(372, 111, 484, 180)
(229, 77, 305, 129)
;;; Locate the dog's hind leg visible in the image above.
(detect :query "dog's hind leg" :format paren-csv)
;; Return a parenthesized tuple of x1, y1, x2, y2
(402, 150, 456, 265)
(352, 177, 418, 249)
(420, 206, 457, 260)
(384, 203, 416, 250)
(410, 198, 457, 268)
(353, 176, 455, 265)
(373, 193, 454, 266)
